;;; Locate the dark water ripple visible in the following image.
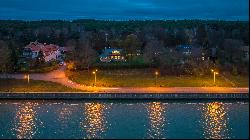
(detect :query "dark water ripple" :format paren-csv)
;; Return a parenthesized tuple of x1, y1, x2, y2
(0, 100, 248, 139)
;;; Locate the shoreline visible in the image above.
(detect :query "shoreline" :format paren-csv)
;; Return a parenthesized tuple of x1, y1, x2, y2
(0, 92, 248, 100)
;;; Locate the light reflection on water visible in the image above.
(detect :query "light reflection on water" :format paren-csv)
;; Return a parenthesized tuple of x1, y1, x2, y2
(146, 102, 167, 139)
(80, 103, 110, 139)
(0, 100, 248, 139)
(12, 102, 43, 139)
(200, 102, 231, 139)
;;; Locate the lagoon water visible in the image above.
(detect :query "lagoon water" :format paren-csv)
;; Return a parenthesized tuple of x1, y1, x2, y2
(0, 100, 248, 139)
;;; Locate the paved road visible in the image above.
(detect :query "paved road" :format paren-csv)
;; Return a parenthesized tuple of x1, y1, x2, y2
(0, 66, 249, 93)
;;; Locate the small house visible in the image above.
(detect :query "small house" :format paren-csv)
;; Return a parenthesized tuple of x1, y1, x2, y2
(176, 45, 192, 55)
(22, 41, 61, 62)
(99, 48, 125, 62)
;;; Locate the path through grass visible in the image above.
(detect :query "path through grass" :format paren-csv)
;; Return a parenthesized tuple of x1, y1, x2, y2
(0, 79, 83, 92)
(66, 69, 249, 87)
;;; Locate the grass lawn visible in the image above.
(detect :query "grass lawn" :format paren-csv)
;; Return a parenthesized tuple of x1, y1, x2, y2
(223, 74, 249, 87)
(29, 64, 59, 73)
(0, 79, 83, 92)
(18, 60, 60, 73)
(66, 69, 249, 87)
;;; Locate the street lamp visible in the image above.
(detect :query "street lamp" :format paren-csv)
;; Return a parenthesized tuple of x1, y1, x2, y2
(155, 71, 159, 86)
(92, 69, 98, 86)
(211, 69, 219, 84)
(24, 74, 30, 84)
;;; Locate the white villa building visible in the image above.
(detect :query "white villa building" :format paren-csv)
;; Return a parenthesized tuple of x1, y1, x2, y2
(23, 41, 61, 62)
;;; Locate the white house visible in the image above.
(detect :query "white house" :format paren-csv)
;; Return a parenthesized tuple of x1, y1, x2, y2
(23, 41, 61, 62)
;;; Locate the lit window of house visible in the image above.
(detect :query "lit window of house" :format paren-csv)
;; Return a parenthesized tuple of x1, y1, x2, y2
(99, 48, 126, 62)
(112, 50, 120, 54)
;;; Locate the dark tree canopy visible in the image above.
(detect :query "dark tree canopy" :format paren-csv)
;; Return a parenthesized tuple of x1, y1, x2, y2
(0, 19, 248, 75)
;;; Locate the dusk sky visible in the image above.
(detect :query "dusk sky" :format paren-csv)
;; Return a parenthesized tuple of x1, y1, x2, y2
(0, 0, 249, 21)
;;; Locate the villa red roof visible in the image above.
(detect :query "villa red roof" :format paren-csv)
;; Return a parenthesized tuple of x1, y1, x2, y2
(25, 41, 60, 56)
(26, 45, 41, 52)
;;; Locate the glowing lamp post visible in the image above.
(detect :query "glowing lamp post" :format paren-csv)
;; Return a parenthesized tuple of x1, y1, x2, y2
(211, 69, 219, 84)
(24, 74, 30, 84)
(155, 71, 159, 86)
(92, 69, 98, 86)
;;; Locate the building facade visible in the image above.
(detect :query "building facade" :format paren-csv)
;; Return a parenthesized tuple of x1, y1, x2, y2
(22, 41, 61, 62)
(99, 48, 125, 62)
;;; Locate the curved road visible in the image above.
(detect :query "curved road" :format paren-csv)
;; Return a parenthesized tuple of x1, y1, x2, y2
(0, 66, 249, 93)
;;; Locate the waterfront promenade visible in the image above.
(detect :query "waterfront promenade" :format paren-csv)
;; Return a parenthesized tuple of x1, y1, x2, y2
(0, 66, 249, 94)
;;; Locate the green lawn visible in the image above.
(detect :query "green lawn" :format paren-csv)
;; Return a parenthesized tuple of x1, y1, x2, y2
(0, 79, 83, 92)
(223, 75, 249, 87)
(28, 64, 59, 73)
(18, 61, 59, 73)
(66, 69, 249, 87)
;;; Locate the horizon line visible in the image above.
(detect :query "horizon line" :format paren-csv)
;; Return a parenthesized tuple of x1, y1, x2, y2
(0, 18, 249, 22)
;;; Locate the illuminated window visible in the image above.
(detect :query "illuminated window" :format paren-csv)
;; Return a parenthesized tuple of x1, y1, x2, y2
(112, 50, 120, 54)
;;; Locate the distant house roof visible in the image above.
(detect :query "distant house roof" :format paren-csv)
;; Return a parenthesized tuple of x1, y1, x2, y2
(176, 45, 192, 50)
(176, 44, 203, 57)
(99, 53, 107, 58)
(25, 41, 44, 51)
(25, 45, 41, 52)
(24, 41, 60, 56)
(41, 45, 56, 56)
(102, 48, 122, 54)
(100, 48, 123, 58)
(176, 45, 192, 55)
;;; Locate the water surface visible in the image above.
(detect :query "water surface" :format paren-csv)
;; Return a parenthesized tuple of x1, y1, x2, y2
(0, 100, 248, 139)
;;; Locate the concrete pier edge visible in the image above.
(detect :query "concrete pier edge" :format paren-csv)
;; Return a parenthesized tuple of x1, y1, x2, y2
(0, 92, 249, 100)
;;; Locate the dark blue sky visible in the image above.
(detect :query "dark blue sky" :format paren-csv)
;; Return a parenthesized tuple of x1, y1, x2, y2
(0, 0, 249, 21)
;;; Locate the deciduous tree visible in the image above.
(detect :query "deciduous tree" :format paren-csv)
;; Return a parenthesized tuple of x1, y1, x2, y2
(73, 34, 98, 71)
(0, 40, 11, 73)
(123, 34, 142, 59)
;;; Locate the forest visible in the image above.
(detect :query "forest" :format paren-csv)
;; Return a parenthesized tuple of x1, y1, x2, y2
(0, 19, 249, 75)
